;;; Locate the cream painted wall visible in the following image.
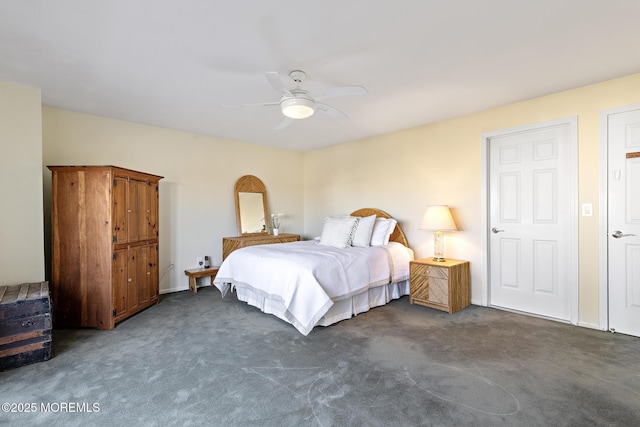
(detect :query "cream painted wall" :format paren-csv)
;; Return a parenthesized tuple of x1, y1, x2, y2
(42, 108, 304, 293)
(0, 82, 45, 286)
(303, 72, 640, 329)
(8, 72, 640, 326)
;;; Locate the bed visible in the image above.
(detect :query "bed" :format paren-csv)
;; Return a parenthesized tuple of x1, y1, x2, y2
(213, 208, 414, 335)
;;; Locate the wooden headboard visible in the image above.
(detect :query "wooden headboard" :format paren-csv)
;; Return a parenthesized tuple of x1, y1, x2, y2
(350, 208, 409, 247)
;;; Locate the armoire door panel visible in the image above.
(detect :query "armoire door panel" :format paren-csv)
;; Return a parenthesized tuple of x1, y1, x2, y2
(113, 176, 128, 244)
(127, 179, 140, 242)
(136, 181, 150, 241)
(148, 182, 159, 238)
(112, 248, 128, 321)
(127, 246, 140, 312)
(136, 245, 151, 306)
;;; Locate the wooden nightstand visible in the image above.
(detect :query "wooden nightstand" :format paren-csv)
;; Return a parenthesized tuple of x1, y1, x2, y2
(410, 258, 470, 314)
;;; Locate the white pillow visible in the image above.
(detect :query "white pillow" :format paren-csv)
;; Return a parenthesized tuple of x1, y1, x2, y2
(383, 219, 397, 244)
(370, 218, 397, 246)
(319, 216, 359, 248)
(351, 214, 377, 247)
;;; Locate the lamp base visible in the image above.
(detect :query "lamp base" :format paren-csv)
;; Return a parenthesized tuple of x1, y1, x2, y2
(433, 232, 446, 262)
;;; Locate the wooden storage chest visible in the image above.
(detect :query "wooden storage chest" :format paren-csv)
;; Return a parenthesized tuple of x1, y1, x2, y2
(0, 282, 52, 371)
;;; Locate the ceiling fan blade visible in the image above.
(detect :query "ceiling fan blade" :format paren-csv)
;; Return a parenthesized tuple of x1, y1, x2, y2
(274, 116, 294, 130)
(316, 103, 349, 124)
(311, 85, 368, 101)
(223, 101, 280, 108)
(266, 72, 292, 95)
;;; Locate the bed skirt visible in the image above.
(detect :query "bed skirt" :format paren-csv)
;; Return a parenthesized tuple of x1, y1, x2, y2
(233, 279, 410, 334)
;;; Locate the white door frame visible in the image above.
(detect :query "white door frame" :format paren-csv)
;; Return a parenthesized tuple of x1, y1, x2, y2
(481, 117, 579, 324)
(598, 103, 640, 331)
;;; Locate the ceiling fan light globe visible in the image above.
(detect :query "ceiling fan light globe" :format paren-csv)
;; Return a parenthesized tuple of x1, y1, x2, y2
(281, 97, 315, 119)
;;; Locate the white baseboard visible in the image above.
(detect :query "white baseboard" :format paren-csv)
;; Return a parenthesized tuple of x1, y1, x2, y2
(160, 285, 188, 294)
(578, 321, 605, 331)
(160, 283, 216, 294)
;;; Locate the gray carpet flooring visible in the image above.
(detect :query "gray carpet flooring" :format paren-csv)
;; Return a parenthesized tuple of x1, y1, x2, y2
(1, 286, 639, 426)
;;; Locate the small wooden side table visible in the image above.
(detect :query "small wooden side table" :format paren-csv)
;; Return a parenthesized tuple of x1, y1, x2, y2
(184, 267, 219, 293)
(409, 258, 470, 314)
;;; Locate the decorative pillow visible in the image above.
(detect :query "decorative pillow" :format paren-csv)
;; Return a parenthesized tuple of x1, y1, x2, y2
(382, 218, 397, 244)
(370, 218, 397, 246)
(318, 216, 359, 248)
(351, 214, 377, 247)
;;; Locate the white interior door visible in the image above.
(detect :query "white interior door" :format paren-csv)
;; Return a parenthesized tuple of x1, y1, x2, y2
(607, 108, 640, 337)
(487, 120, 577, 321)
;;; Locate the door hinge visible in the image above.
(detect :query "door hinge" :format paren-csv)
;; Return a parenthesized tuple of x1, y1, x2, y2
(113, 235, 117, 243)
(113, 179, 117, 187)
(113, 253, 117, 260)
(112, 309, 117, 317)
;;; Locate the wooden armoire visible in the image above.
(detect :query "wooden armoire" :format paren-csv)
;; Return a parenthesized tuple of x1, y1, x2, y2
(48, 165, 163, 330)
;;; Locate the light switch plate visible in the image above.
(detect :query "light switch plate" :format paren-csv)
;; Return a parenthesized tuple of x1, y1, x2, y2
(582, 203, 593, 216)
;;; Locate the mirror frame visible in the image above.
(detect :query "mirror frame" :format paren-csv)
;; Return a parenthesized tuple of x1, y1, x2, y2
(234, 175, 269, 236)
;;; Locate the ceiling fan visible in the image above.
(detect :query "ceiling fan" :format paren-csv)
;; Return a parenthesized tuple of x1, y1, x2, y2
(228, 70, 368, 130)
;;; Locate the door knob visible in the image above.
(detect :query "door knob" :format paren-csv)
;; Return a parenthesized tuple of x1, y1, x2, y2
(611, 230, 636, 239)
(491, 227, 505, 234)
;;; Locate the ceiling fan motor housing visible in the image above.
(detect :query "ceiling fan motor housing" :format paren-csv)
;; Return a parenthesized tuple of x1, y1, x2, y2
(288, 70, 307, 83)
(280, 95, 315, 119)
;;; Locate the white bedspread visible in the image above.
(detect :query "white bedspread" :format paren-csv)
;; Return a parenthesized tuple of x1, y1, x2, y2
(213, 240, 411, 335)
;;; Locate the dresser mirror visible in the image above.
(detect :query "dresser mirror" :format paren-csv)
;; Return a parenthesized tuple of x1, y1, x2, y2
(234, 175, 269, 235)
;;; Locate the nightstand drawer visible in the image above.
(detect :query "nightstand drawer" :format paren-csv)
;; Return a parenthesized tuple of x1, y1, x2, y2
(409, 263, 429, 301)
(427, 275, 448, 306)
(410, 264, 448, 304)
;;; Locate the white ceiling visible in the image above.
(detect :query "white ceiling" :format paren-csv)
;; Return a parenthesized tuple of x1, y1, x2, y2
(2, 1, 640, 152)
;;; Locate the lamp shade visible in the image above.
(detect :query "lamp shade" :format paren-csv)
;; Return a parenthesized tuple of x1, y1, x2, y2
(420, 205, 457, 231)
(281, 97, 315, 119)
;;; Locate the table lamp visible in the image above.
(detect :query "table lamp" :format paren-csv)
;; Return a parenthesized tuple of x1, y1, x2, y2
(420, 205, 457, 261)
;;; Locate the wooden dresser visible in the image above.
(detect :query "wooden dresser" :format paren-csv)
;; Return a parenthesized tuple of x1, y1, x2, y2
(49, 165, 163, 330)
(222, 234, 300, 260)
